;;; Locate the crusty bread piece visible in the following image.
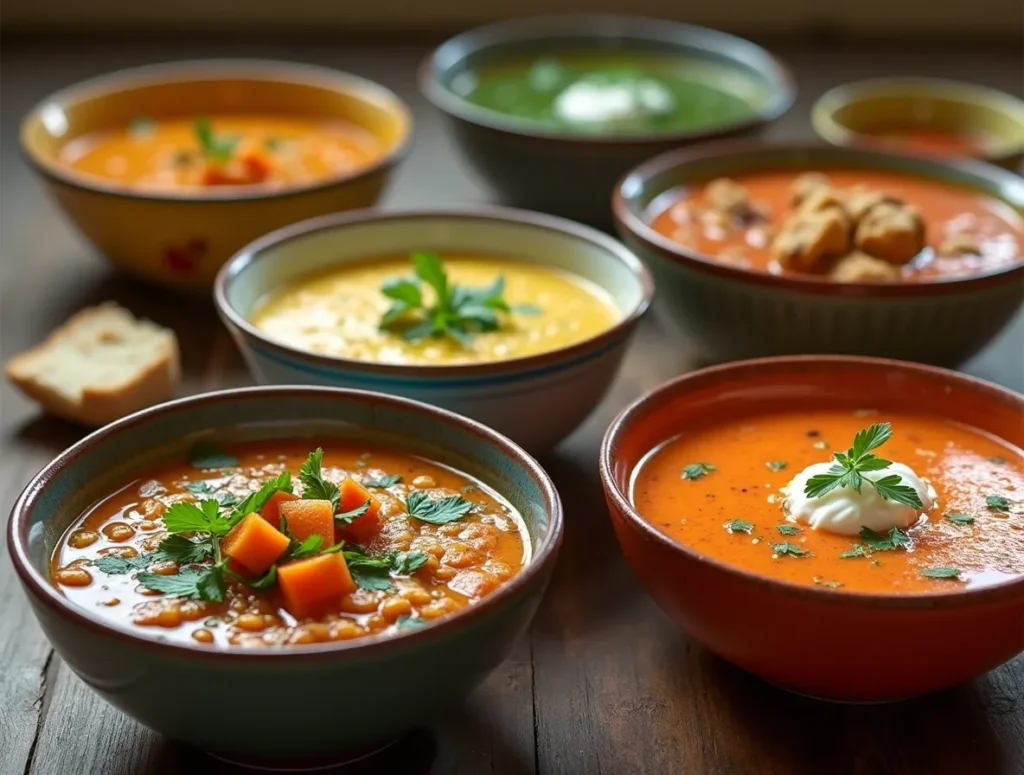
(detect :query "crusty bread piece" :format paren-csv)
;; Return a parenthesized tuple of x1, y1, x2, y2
(5, 303, 180, 427)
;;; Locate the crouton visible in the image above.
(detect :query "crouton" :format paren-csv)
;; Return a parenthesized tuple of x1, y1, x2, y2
(791, 172, 830, 206)
(772, 208, 852, 272)
(830, 252, 902, 282)
(855, 203, 926, 263)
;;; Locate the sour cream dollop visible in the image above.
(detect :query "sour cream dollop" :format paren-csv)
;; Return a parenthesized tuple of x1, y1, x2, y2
(553, 76, 674, 127)
(783, 461, 938, 536)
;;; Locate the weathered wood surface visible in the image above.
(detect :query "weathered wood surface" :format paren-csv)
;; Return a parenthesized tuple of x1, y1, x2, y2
(1, 35, 1021, 775)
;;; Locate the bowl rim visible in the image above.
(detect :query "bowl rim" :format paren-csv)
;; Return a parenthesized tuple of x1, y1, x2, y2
(418, 13, 796, 147)
(19, 58, 414, 203)
(600, 354, 1024, 610)
(8, 385, 564, 662)
(612, 138, 1024, 297)
(213, 205, 655, 378)
(811, 76, 1024, 162)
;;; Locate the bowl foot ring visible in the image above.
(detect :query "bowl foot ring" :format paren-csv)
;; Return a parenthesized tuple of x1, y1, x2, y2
(206, 738, 397, 772)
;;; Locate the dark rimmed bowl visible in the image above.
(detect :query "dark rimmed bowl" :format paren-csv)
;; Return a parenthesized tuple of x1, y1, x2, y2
(8, 386, 562, 761)
(600, 355, 1024, 702)
(420, 15, 794, 224)
(20, 59, 413, 291)
(214, 206, 653, 453)
(812, 78, 1024, 169)
(614, 140, 1024, 366)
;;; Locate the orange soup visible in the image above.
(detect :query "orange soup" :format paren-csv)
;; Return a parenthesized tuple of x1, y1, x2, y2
(52, 441, 528, 647)
(858, 127, 990, 157)
(632, 411, 1024, 594)
(58, 115, 381, 191)
(651, 169, 1023, 281)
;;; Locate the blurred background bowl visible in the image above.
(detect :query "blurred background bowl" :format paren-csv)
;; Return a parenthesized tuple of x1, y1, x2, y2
(215, 206, 653, 452)
(420, 14, 795, 225)
(20, 59, 412, 291)
(613, 140, 1024, 366)
(812, 78, 1024, 169)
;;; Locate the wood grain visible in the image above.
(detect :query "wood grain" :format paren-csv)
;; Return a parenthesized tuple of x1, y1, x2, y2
(1, 35, 1021, 775)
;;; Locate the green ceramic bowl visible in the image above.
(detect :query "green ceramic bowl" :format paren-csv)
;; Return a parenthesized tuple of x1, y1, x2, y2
(613, 141, 1024, 366)
(812, 78, 1024, 169)
(420, 14, 794, 225)
(8, 387, 562, 764)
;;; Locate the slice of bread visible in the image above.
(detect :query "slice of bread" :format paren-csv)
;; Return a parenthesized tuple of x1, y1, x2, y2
(6, 303, 180, 428)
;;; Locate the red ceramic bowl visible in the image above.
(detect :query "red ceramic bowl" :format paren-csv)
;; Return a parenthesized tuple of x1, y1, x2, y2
(600, 356, 1024, 702)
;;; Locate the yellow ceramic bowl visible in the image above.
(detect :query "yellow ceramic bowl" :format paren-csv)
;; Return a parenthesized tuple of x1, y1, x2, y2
(21, 60, 413, 290)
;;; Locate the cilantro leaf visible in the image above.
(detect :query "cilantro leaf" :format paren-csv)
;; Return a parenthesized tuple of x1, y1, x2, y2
(242, 565, 279, 591)
(152, 534, 215, 565)
(194, 117, 239, 163)
(380, 278, 423, 326)
(298, 448, 340, 510)
(392, 550, 429, 575)
(920, 566, 961, 580)
(344, 552, 395, 592)
(723, 519, 754, 534)
(986, 495, 1011, 513)
(405, 491, 473, 525)
(766, 460, 788, 472)
(772, 542, 809, 557)
(188, 441, 238, 470)
(945, 512, 975, 526)
(681, 462, 716, 481)
(137, 567, 226, 602)
(229, 471, 293, 525)
(92, 553, 154, 575)
(334, 501, 371, 525)
(776, 524, 802, 536)
(162, 499, 232, 536)
(859, 526, 912, 552)
(286, 535, 324, 561)
(362, 474, 403, 489)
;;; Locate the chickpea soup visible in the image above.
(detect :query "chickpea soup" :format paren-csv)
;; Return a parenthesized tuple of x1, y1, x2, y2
(632, 412, 1024, 594)
(52, 441, 530, 647)
(250, 251, 621, 366)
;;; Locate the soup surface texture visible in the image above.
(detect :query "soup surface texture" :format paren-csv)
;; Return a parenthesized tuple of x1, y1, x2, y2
(858, 127, 991, 157)
(456, 53, 760, 135)
(631, 411, 1024, 594)
(250, 254, 621, 366)
(59, 115, 381, 191)
(52, 442, 529, 647)
(650, 169, 1023, 281)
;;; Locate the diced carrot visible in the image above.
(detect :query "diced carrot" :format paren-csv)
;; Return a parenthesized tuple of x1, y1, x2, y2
(199, 150, 272, 187)
(260, 491, 300, 525)
(221, 514, 290, 575)
(277, 553, 356, 618)
(338, 478, 382, 544)
(239, 149, 272, 183)
(279, 499, 335, 546)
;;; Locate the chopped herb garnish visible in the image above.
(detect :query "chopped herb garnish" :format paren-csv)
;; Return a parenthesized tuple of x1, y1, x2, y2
(189, 442, 238, 470)
(152, 534, 216, 565)
(813, 576, 843, 589)
(92, 553, 154, 575)
(137, 565, 227, 602)
(859, 526, 912, 552)
(945, 512, 975, 526)
(766, 460, 788, 472)
(163, 499, 233, 537)
(681, 462, 716, 481)
(803, 423, 924, 509)
(362, 474, 403, 489)
(460, 484, 478, 494)
(230, 471, 293, 524)
(723, 519, 754, 534)
(298, 448, 340, 510)
(194, 117, 239, 163)
(344, 551, 395, 592)
(772, 542, 809, 557)
(776, 524, 802, 536)
(392, 550, 429, 575)
(840, 545, 867, 559)
(396, 615, 427, 629)
(986, 495, 1011, 513)
(379, 252, 539, 344)
(184, 480, 240, 508)
(405, 491, 473, 525)
(171, 150, 194, 167)
(920, 567, 961, 580)
(334, 501, 371, 525)
(871, 559, 882, 567)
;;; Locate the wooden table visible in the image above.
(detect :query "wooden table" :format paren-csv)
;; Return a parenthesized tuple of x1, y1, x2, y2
(2, 35, 1022, 775)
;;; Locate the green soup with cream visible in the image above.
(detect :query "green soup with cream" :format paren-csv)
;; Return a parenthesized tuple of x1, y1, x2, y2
(454, 52, 764, 136)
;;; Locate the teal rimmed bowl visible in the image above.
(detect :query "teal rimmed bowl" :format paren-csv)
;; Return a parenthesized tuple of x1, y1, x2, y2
(613, 141, 1024, 366)
(420, 15, 794, 224)
(8, 386, 562, 762)
(214, 206, 653, 453)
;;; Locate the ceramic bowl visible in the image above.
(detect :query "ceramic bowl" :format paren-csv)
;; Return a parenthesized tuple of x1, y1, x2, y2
(420, 15, 794, 225)
(20, 59, 412, 291)
(214, 206, 653, 453)
(600, 355, 1024, 702)
(812, 78, 1024, 169)
(8, 386, 562, 762)
(614, 141, 1024, 366)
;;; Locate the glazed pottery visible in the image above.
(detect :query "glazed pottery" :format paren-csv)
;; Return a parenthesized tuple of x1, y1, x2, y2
(600, 355, 1024, 702)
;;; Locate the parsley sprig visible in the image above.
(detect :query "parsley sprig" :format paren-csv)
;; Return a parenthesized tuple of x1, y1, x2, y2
(194, 117, 239, 163)
(804, 423, 924, 509)
(379, 252, 539, 344)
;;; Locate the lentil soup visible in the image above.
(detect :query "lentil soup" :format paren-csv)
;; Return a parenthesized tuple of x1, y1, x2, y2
(52, 441, 529, 647)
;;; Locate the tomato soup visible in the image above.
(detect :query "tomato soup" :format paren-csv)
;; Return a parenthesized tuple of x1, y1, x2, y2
(651, 169, 1023, 281)
(250, 253, 621, 366)
(859, 127, 991, 157)
(52, 441, 529, 647)
(632, 410, 1024, 594)
(58, 115, 381, 192)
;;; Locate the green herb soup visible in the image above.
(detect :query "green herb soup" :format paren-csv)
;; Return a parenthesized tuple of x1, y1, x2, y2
(454, 53, 763, 135)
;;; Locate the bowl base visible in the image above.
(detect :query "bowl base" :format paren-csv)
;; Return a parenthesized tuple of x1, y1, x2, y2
(206, 739, 397, 772)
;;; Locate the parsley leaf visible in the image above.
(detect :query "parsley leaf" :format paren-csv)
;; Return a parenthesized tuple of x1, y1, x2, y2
(945, 512, 975, 526)
(188, 441, 238, 470)
(334, 501, 371, 525)
(194, 117, 239, 163)
(241, 565, 279, 591)
(803, 423, 923, 509)
(285, 535, 324, 561)
(344, 551, 395, 592)
(298, 448, 340, 510)
(405, 491, 473, 524)
(766, 460, 788, 472)
(137, 567, 226, 602)
(396, 615, 427, 629)
(986, 495, 1011, 513)
(776, 524, 802, 535)
(920, 566, 961, 580)
(93, 553, 154, 575)
(185, 480, 240, 508)
(772, 542, 809, 557)
(362, 474, 403, 489)
(163, 499, 232, 537)
(681, 462, 716, 481)
(152, 534, 215, 565)
(229, 471, 293, 525)
(859, 526, 912, 552)
(392, 550, 429, 575)
(723, 519, 754, 534)
(840, 544, 867, 559)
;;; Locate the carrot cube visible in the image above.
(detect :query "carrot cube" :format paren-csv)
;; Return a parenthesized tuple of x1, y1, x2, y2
(339, 478, 382, 544)
(221, 514, 290, 575)
(260, 491, 300, 525)
(277, 553, 356, 618)
(279, 499, 335, 546)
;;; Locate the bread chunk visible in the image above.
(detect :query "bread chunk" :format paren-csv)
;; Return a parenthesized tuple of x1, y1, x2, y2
(772, 208, 851, 271)
(831, 251, 902, 282)
(790, 172, 830, 206)
(855, 203, 926, 264)
(5, 303, 180, 427)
